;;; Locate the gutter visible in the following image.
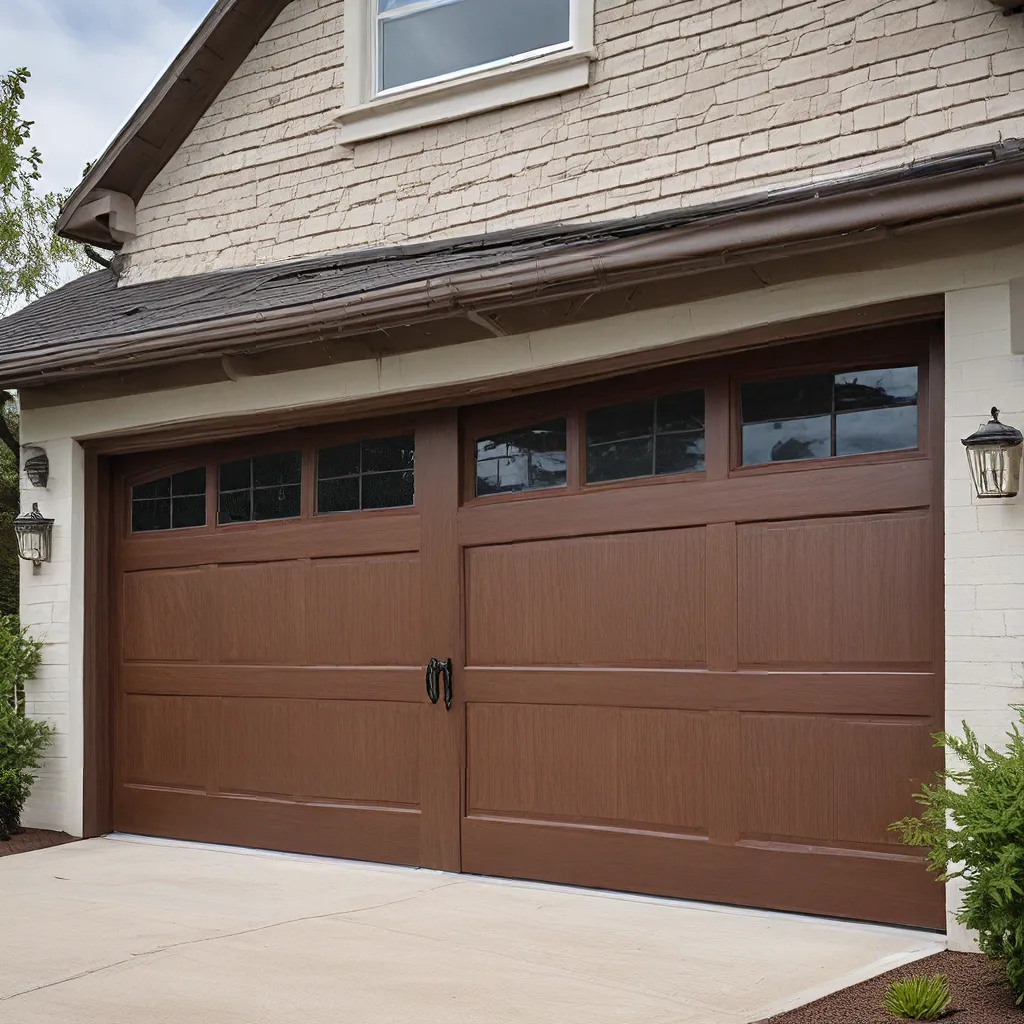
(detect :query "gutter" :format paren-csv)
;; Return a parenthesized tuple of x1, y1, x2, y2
(10, 142, 1024, 387)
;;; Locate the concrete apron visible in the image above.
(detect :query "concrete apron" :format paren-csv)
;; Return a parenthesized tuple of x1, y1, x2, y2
(1, 836, 944, 1024)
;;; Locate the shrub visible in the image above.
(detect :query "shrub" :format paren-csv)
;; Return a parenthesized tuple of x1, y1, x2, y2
(882, 974, 951, 1021)
(0, 616, 52, 836)
(890, 711, 1024, 1005)
(0, 767, 30, 841)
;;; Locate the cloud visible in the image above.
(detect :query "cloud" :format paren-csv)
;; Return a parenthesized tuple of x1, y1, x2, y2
(0, 0, 212, 198)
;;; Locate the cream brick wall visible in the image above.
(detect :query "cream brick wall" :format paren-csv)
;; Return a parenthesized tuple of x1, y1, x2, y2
(120, 0, 1024, 284)
(944, 283, 1024, 951)
(18, 438, 85, 837)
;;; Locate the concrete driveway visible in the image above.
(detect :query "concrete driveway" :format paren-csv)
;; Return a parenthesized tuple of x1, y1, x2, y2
(2, 836, 943, 1024)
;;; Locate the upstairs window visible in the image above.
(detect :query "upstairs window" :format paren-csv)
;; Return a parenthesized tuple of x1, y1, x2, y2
(376, 0, 572, 93)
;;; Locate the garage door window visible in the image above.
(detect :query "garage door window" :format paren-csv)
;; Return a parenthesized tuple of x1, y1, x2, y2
(586, 390, 705, 483)
(476, 419, 567, 496)
(318, 435, 415, 513)
(131, 468, 206, 533)
(219, 452, 302, 524)
(741, 366, 918, 466)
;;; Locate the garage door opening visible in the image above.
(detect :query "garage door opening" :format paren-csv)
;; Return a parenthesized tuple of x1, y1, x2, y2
(109, 320, 944, 929)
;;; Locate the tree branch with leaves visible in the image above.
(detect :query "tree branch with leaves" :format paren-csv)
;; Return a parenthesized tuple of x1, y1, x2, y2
(1, 67, 88, 322)
(0, 68, 90, 614)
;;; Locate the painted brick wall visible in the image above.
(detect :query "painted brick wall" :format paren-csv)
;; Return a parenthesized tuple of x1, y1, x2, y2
(944, 283, 1024, 950)
(121, 0, 1024, 284)
(18, 438, 84, 836)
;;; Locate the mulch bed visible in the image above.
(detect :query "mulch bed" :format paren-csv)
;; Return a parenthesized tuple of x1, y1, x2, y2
(0, 828, 77, 858)
(763, 951, 1021, 1023)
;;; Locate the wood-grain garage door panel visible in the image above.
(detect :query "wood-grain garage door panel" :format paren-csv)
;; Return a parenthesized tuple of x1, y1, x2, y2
(737, 513, 931, 667)
(215, 698, 420, 807)
(211, 562, 306, 664)
(833, 515, 932, 664)
(308, 555, 422, 666)
(833, 720, 934, 847)
(465, 529, 706, 667)
(122, 695, 208, 790)
(741, 714, 933, 847)
(740, 714, 834, 841)
(123, 569, 204, 662)
(467, 704, 707, 832)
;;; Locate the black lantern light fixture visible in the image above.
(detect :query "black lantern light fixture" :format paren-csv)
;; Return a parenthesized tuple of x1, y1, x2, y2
(13, 503, 54, 569)
(962, 408, 1024, 499)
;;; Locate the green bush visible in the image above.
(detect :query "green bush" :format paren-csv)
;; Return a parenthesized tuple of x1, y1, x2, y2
(0, 616, 52, 837)
(882, 974, 951, 1021)
(0, 767, 30, 841)
(890, 711, 1024, 1005)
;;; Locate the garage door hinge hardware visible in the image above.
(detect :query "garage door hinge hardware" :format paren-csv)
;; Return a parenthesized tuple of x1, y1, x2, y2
(425, 658, 441, 705)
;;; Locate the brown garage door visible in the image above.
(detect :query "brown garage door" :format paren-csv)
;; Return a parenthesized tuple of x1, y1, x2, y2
(112, 322, 943, 928)
(113, 416, 463, 867)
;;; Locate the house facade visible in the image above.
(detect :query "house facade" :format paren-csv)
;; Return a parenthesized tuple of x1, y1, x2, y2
(4, 0, 1024, 944)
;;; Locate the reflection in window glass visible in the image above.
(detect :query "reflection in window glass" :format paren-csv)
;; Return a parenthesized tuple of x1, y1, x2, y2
(219, 452, 302, 524)
(132, 468, 207, 533)
(741, 366, 918, 465)
(833, 366, 918, 410)
(835, 406, 918, 456)
(378, 0, 571, 93)
(741, 416, 831, 466)
(586, 391, 705, 484)
(476, 420, 567, 496)
(317, 436, 415, 514)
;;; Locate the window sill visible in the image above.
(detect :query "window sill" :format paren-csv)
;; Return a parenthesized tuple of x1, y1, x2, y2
(335, 49, 593, 146)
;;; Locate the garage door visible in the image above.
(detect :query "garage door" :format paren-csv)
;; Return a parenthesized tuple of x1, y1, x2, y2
(112, 322, 944, 928)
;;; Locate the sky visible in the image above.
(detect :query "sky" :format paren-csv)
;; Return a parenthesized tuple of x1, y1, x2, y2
(1, 0, 213, 199)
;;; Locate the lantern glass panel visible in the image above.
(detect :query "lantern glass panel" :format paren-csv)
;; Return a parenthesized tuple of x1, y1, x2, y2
(966, 442, 1023, 498)
(15, 520, 52, 564)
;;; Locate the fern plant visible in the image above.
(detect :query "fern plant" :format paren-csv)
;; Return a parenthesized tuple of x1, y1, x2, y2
(890, 710, 1024, 1005)
(0, 616, 52, 836)
(882, 975, 951, 1021)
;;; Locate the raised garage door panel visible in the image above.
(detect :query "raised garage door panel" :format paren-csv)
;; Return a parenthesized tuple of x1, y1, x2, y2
(121, 694, 208, 791)
(211, 562, 307, 665)
(122, 569, 204, 663)
(467, 704, 707, 833)
(308, 555, 422, 666)
(739, 715, 934, 847)
(737, 512, 932, 668)
(215, 698, 420, 807)
(465, 529, 706, 667)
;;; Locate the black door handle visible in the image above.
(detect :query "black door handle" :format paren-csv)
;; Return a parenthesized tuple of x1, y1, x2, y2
(425, 658, 441, 705)
(440, 659, 453, 711)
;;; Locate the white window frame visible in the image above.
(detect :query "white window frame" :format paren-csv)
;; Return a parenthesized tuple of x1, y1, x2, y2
(338, 0, 594, 146)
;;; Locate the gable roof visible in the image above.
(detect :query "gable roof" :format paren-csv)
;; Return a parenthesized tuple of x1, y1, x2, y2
(6, 139, 1024, 389)
(56, 0, 292, 248)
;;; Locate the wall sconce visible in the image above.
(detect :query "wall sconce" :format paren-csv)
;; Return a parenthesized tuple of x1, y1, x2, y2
(22, 446, 49, 489)
(962, 408, 1024, 498)
(13, 503, 54, 570)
